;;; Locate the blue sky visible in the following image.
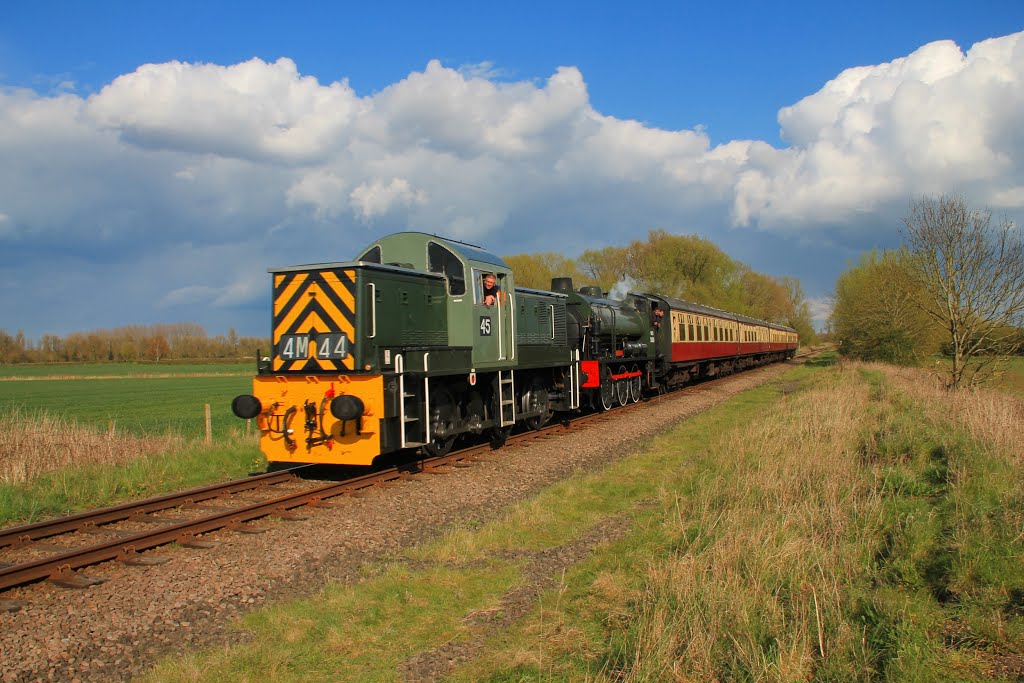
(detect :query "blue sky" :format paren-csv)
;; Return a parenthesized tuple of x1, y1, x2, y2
(1, 1, 1023, 339)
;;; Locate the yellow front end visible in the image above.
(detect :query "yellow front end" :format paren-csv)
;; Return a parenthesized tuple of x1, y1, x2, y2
(252, 373, 385, 466)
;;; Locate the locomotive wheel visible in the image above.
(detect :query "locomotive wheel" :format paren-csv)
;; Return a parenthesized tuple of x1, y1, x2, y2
(523, 378, 552, 431)
(628, 364, 642, 403)
(616, 365, 629, 406)
(423, 387, 457, 457)
(599, 366, 615, 411)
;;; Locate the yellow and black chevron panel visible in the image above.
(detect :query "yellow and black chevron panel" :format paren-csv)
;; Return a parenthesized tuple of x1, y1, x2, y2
(272, 268, 357, 372)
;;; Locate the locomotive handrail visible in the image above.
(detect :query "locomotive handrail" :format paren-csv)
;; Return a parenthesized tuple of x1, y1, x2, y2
(509, 290, 516, 361)
(367, 283, 377, 338)
(497, 290, 504, 360)
(396, 353, 407, 448)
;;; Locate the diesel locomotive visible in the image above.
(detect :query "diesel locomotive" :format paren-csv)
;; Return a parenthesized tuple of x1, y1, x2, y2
(231, 231, 798, 468)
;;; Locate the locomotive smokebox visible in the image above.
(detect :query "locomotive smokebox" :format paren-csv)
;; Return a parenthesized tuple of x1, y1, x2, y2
(550, 277, 574, 294)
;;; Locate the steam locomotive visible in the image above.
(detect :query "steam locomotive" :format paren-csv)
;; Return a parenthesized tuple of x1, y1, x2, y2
(231, 231, 798, 467)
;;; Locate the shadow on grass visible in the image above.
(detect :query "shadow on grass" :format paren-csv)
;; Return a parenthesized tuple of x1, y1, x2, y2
(804, 352, 837, 368)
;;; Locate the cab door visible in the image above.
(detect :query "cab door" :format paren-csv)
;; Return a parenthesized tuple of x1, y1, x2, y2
(471, 269, 514, 367)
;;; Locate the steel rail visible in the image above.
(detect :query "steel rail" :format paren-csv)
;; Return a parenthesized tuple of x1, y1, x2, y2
(0, 466, 314, 549)
(0, 464, 417, 591)
(0, 353, 812, 593)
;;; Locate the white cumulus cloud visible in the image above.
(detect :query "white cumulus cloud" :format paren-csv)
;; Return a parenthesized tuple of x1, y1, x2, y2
(735, 32, 1024, 230)
(1, 32, 1023, 339)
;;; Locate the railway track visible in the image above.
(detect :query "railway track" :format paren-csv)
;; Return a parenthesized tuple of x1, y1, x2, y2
(0, 354, 812, 604)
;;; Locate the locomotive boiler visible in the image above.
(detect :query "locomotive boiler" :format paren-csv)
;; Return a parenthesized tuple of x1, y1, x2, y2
(551, 278, 659, 410)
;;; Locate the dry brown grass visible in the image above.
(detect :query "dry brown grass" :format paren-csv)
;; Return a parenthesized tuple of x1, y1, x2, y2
(610, 366, 882, 681)
(0, 407, 184, 484)
(862, 361, 1024, 461)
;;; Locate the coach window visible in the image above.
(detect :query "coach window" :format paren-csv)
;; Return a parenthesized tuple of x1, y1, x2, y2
(427, 242, 466, 296)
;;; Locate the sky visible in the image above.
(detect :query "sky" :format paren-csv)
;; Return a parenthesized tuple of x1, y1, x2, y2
(2, 1, 1023, 339)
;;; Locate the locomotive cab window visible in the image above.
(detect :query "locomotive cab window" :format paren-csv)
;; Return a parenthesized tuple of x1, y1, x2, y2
(473, 269, 503, 306)
(427, 242, 466, 296)
(358, 245, 381, 263)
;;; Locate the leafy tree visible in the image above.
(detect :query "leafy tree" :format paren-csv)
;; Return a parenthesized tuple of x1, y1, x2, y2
(904, 195, 1024, 387)
(627, 230, 739, 303)
(0, 329, 28, 363)
(515, 228, 816, 343)
(578, 245, 631, 290)
(504, 252, 591, 290)
(779, 277, 817, 345)
(144, 334, 171, 362)
(831, 250, 940, 364)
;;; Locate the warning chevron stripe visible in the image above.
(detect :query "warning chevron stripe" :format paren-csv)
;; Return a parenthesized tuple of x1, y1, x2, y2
(274, 273, 309, 318)
(315, 277, 354, 323)
(271, 268, 359, 372)
(306, 287, 350, 333)
(274, 291, 355, 341)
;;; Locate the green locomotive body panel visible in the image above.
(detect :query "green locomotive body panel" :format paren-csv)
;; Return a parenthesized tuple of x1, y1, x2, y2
(356, 231, 520, 372)
(514, 288, 571, 368)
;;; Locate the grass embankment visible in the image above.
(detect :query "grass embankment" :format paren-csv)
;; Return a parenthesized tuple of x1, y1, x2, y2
(0, 367, 262, 525)
(146, 355, 1024, 682)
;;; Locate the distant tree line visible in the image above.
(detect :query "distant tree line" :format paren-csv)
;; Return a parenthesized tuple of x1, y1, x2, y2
(0, 323, 270, 365)
(831, 195, 1024, 388)
(505, 229, 818, 345)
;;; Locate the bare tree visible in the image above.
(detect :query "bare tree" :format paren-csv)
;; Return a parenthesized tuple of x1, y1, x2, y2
(903, 195, 1024, 388)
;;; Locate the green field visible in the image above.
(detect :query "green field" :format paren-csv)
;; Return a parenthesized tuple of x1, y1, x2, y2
(0, 372, 255, 440)
(0, 363, 264, 523)
(1000, 356, 1024, 396)
(0, 361, 251, 378)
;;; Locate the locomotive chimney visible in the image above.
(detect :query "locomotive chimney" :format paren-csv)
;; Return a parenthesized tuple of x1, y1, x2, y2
(550, 277, 574, 293)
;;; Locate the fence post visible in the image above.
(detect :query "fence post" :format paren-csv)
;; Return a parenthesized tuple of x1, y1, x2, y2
(205, 404, 212, 445)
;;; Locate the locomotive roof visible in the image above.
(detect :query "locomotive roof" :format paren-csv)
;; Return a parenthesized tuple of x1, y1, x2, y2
(390, 231, 509, 268)
(268, 261, 445, 278)
(641, 292, 796, 333)
(515, 286, 568, 298)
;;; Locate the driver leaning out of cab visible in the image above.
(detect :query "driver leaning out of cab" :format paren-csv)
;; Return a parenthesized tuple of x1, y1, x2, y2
(481, 273, 501, 306)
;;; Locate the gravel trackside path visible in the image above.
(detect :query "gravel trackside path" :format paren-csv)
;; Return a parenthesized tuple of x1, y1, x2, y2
(0, 362, 797, 683)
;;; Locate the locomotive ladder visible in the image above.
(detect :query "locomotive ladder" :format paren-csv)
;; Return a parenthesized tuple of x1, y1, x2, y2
(569, 349, 581, 409)
(497, 370, 516, 427)
(395, 354, 427, 448)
